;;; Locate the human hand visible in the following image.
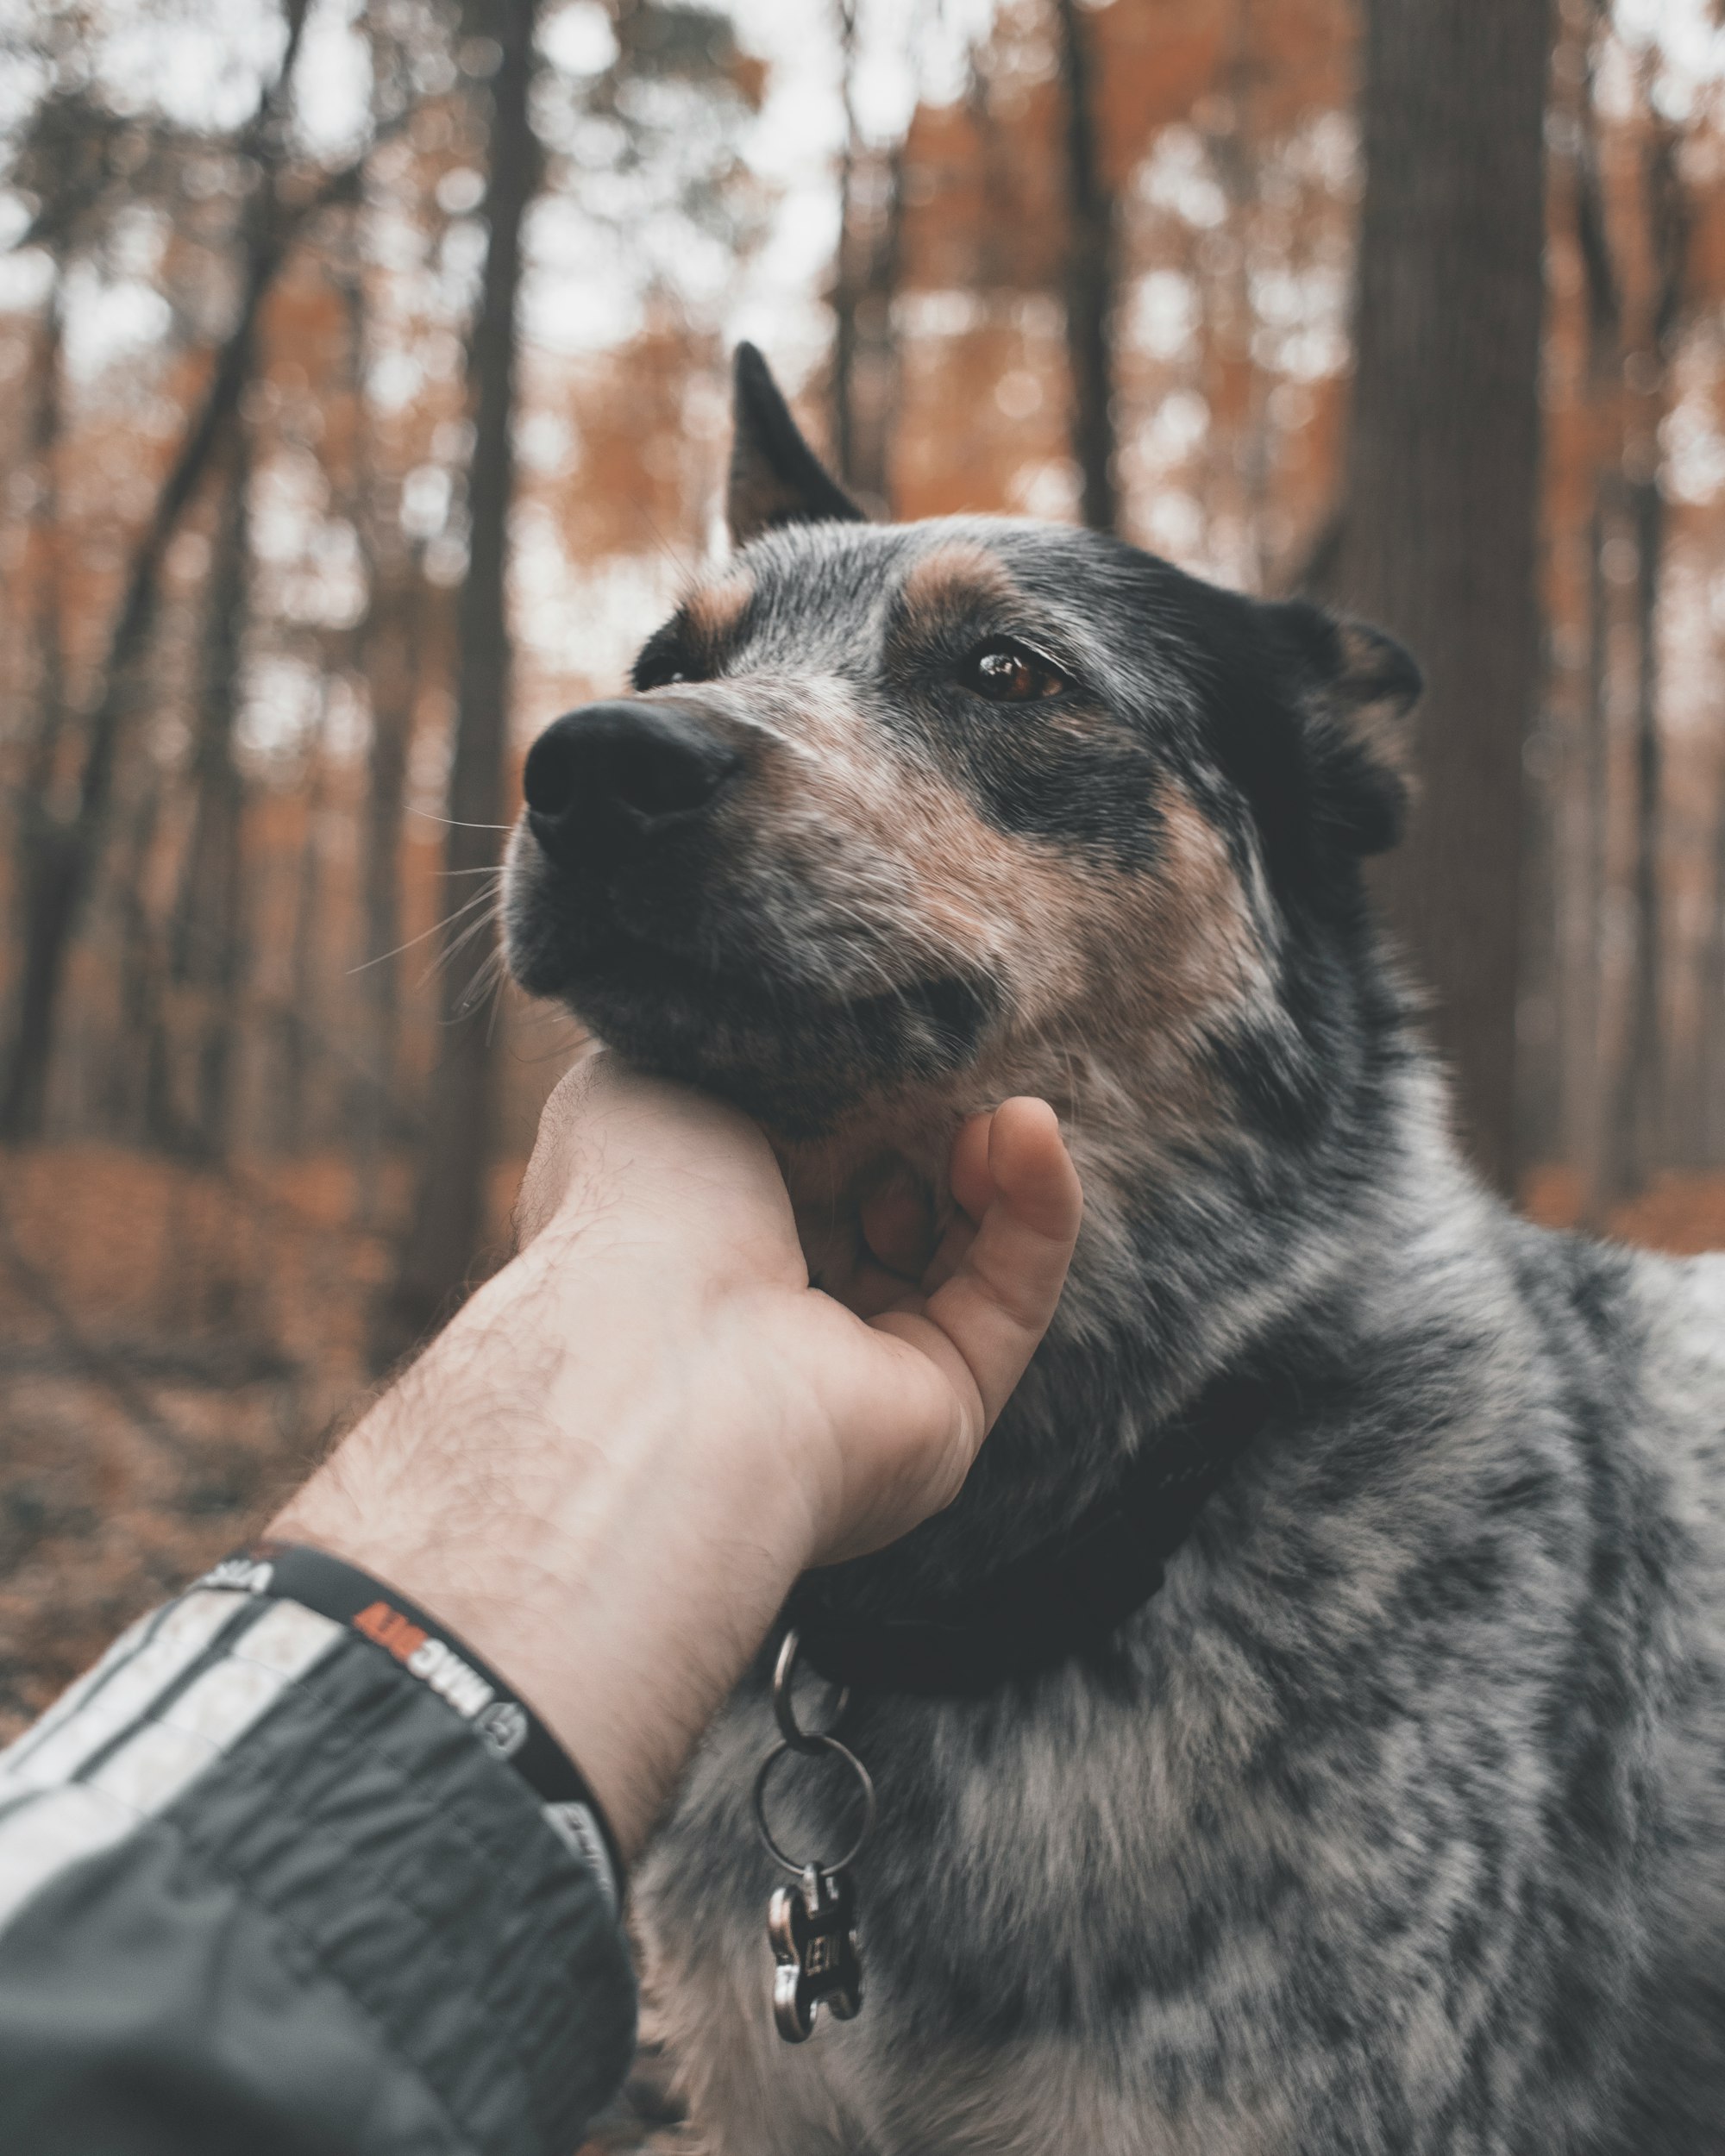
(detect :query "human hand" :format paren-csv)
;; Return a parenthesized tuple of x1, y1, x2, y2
(511, 1054, 1082, 1564)
(275, 1053, 1081, 1852)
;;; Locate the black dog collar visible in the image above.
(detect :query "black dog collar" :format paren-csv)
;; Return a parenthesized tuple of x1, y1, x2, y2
(785, 1374, 1276, 1696)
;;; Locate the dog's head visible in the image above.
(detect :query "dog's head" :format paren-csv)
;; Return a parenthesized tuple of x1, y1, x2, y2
(505, 346, 1420, 1331)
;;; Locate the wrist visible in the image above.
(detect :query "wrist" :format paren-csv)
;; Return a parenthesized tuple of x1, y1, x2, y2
(274, 1259, 825, 1856)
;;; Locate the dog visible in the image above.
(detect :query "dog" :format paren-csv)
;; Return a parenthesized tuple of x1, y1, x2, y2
(504, 345, 1725, 2155)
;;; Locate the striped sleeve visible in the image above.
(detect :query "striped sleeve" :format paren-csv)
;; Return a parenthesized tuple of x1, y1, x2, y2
(0, 1579, 637, 2156)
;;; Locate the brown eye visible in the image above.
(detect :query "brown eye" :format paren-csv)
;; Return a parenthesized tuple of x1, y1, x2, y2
(960, 640, 1067, 703)
(631, 641, 701, 693)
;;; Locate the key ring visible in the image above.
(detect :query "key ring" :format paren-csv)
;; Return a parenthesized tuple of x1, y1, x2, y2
(772, 1626, 850, 1753)
(752, 1627, 875, 1877)
(753, 1736, 877, 1876)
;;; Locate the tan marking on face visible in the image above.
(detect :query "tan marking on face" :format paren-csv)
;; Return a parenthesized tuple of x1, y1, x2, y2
(692, 680, 1267, 1295)
(896, 540, 1023, 644)
(680, 567, 755, 655)
(654, 664, 1271, 1326)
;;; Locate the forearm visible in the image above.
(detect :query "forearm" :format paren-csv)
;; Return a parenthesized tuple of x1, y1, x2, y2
(273, 1216, 823, 1856)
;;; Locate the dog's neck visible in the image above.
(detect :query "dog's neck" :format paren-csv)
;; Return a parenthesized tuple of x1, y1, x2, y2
(771, 998, 1469, 1615)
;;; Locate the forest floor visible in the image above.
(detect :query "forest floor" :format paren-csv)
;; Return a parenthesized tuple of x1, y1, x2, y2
(3, 1146, 1723, 2152)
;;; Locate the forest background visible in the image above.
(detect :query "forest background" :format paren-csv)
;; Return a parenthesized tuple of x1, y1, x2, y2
(3, 0, 1724, 1795)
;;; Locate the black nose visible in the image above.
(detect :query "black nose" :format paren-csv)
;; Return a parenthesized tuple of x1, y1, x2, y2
(524, 701, 742, 868)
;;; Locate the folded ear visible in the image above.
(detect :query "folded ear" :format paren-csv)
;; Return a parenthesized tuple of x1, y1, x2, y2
(1260, 599, 1423, 857)
(728, 343, 867, 547)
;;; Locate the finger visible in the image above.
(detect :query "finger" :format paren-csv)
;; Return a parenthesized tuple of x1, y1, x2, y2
(873, 1097, 1082, 1438)
(947, 1108, 996, 1226)
(919, 1206, 975, 1296)
(917, 1107, 993, 1292)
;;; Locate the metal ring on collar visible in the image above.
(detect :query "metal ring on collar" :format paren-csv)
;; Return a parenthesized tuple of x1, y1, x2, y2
(772, 1626, 850, 1754)
(752, 1735, 877, 1878)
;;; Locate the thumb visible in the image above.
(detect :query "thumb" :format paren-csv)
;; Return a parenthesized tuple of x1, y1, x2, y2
(871, 1097, 1082, 1446)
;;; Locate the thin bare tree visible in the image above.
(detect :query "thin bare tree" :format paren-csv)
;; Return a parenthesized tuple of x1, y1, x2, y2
(829, 0, 907, 511)
(1052, 0, 1118, 534)
(1609, 104, 1689, 1197)
(374, 0, 543, 1363)
(1559, 4, 1622, 1222)
(166, 423, 254, 1161)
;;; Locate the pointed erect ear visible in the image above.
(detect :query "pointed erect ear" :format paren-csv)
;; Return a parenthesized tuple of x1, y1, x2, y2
(1262, 599, 1424, 857)
(727, 343, 867, 548)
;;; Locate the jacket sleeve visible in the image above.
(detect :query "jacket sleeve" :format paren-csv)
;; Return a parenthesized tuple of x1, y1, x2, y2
(0, 1579, 637, 2156)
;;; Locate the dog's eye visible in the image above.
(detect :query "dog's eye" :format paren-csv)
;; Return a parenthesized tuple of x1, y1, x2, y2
(632, 642, 702, 693)
(959, 640, 1067, 704)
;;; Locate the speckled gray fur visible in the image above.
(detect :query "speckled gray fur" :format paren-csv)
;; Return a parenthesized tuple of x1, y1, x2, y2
(507, 357, 1725, 2154)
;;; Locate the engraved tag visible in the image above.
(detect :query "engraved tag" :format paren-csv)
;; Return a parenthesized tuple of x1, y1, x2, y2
(767, 1862, 862, 2041)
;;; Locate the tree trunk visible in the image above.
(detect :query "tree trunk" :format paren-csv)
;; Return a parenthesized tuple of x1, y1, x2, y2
(374, 0, 541, 1365)
(277, 689, 331, 1155)
(831, 0, 862, 492)
(0, 0, 315, 1140)
(1332, 0, 1552, 1194)
(1610, 470, 1664, 1195)
(1052, 0, 1118, 535)
(19, 266, 67, 812)
(828, 3, 906, 513)
(1573, 493, 1613, 1220)
(353, 565, 419, 1209)
(110, 771, 167, 1142)
(167, 425, 254, 1162)
(334, 210, 422, 1219)
(1606, 112, 1686, 1198)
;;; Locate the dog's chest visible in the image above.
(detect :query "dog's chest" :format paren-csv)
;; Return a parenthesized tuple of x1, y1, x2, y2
(637, 1658, 1320, 2156)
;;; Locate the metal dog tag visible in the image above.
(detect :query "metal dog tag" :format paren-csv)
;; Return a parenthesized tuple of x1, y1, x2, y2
(768, 1861, 862, 2041)
(754, 1629, 876, 2042)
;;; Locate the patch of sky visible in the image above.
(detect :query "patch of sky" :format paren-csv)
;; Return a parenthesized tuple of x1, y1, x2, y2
(60, 258, 171, 380)
(540, 0, 619, 81)
(1126, 269, 1198, 362)
(1134, 128, 1228, 230)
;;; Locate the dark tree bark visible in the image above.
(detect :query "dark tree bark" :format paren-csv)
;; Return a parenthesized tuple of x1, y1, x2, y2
(111, 771, 172, 1146)
(0, 0, 336, 1140)
(1609, 113, 1688, 1197)
(276, 691, 330, 1156)
(1331, 0, 1553, 1194)
(828, 3, 906, 512)
(1612, 467, 1665, 1194)
(374, 0, 542, 1364)
(831, 0, 863, 492)
(167, 424, 254, 1162)
(1557, 9, 1622, 1223)
(18, 267, 67, 813)
(1573, 12, 1621, 388)
(1052, 0, 1118, 535)
(331, 216, 423, 1215)
(352, 563, 419, 1204)
(1572, 493, 1613, 1219)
